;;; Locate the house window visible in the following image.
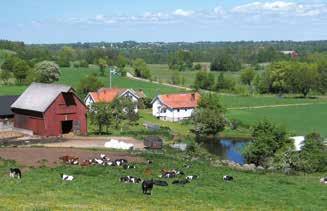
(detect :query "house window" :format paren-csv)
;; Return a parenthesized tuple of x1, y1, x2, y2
(177, 109, 180, 112)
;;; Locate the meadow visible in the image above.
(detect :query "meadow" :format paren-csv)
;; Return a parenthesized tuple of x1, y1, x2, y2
(0, 151, 326, 210)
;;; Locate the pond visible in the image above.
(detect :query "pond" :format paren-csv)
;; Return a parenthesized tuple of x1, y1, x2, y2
(200, 138, 249, 164)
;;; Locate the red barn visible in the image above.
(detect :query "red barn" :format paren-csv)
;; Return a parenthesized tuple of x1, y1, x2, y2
(11, 83, 87, 137)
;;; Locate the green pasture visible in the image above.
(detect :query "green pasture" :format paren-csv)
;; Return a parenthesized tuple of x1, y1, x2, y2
(0, 151, 325, 210)
(227, 103, 327, 136)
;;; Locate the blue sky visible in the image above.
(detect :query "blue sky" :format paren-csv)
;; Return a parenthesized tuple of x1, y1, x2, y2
(1, 0, 327, 43)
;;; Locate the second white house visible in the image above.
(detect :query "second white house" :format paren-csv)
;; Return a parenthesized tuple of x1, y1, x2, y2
(151, 92, 200, 122)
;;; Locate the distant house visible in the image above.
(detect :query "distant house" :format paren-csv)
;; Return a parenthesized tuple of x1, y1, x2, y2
(85, 88, 145, 113)
(0, 95, 19, 128)
(151, 93, 200, 122)
(281, 50, 299, 59)
(11, 83, 87, 137)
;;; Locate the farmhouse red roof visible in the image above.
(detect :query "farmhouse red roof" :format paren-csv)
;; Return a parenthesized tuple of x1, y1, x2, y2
(159, 93, 200, 109)
(89, 88, 124, 103)
(89, 88, 145, 103)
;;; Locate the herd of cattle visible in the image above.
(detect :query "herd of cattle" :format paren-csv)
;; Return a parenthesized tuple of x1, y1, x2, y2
(8, 153, 327, 195)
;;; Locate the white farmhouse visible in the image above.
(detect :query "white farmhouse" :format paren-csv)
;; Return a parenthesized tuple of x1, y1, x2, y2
(151, 93, 200, 122)
(85, 88, 145, 113)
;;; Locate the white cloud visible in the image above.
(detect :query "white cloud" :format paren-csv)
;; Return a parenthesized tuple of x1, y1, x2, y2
(232, 1, 302, 13)
(173, 9, 194, 17)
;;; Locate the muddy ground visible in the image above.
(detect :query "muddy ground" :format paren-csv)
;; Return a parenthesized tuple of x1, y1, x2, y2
(0, 147, 144, 168)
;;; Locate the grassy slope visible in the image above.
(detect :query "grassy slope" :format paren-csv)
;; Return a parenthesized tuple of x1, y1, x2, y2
(0, 153, 326, 210)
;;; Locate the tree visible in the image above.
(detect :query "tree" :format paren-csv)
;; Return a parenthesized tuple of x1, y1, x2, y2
(194, 71, 215, 90)
(286, 62, 319, 97)
(240, 67, 255, 86)
(132, 58, 151, 79)
(194, 63, 202, 70)
(171, 70, 181, 85)
(0, 70, 11, 84)
(266, 61, 290, 95)
(98, 58, 107, 76)
(77, 74, 104, 98)
(88, 103, 112, 134)
(317, 59, 327, 94)
(1, 56, 19, 72)
(210, 53, 241, 72)
(13, 59, 30, 84)
(168, 50, 193, 71)
(118, 97, 139, 124)
(34, 61, 60, 83)
(243, 120, 291, 166)
(57, 46, 75, 67)
(215, 73, 235, 91)
(296, 133, 327, 172)
(192, 93, 226, 137)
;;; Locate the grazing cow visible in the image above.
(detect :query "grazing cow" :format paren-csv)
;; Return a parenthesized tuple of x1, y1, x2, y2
(223, 175, 234, 181)
(172, 179, 190, 185)
(186, 175, 198, 181)
(320, 177, 327, 184)
(160, 172, 176, 179)
(115, 159, 128, 166)
(100, 154, 110, 161)
(147, 160, 153, 164)
(9, 168, 21, 179)
(106, 161, 116, 166)
(93, 158, 104, 165)
(59, 156, 79, 165)
(142, 180, 154, 195)
(172, 169, 184, 175)
(120, 176, 142, 184)
(153, 180, 168, 186)
(61, 173, 74, 181)
(81, 160, 92, 167)
(123, 164, 136, 169)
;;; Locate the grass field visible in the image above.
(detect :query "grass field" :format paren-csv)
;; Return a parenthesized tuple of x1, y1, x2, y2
(227, 103, 327, 136)
(0, 67, 184, 98)
(0, 151, 326, 210)
(145, 64, 241, 86)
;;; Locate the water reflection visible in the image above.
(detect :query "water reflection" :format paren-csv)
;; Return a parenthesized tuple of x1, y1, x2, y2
(200, 138, 248, 164)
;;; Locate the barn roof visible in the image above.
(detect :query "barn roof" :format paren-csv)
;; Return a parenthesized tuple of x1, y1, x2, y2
(155, 93, 200, 109)
(0, 96, 19, 117)
(11, 83, 72, 112)
(88, 88, 145, 103)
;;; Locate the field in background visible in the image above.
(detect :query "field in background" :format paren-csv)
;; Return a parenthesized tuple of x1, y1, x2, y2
(0, 67, 184, 98)
(145, 64, 241, 87)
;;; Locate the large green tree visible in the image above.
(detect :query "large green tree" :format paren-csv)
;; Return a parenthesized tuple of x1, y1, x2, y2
(13, 59, 30, 84)
(210, 53, 241, 72)
(77, 74, 104, 98)
(132, 58, 151, 79)
(34, 61, 60, 83)
(192, 93, 226, 137)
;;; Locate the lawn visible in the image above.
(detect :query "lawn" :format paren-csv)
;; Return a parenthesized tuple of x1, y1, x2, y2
(227, 103, 327, 136)
(0, 67, 185, 98)
(0, 151, 326, 210)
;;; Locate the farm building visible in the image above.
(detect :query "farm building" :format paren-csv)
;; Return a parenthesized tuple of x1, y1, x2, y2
(11, 83, 87, 137)
(144, 136, 163, 149)
(152, 93, 200, 122)
(0, 95, 19, 129)
(85, 88, 145, 113)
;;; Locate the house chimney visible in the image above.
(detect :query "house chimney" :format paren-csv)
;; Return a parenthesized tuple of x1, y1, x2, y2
(191, 93, 195, 101)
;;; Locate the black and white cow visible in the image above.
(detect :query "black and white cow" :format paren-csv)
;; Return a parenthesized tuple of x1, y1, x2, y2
(223, 175, 234, 181)
(9, 168, 21, 179)
(320, 177, 327, 184)
(123, 164, 136, 169)
(60, 173, 74, 181)
(160, 172, 177, 179)
(115, 159, 128, 166)
(142, 180, 154, 195)
(185, 175, 198, 181)
(120, 176, 142, 184)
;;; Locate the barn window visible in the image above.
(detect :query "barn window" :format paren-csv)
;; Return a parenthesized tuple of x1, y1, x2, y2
(62, 93, 76, 106)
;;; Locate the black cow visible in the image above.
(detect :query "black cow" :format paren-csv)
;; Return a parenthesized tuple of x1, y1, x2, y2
(223, 175, 234, 181)
(9, 168, 21, 179)
(172, 179, 190, 185)
(153, 180, 168, 186)
(142, 180, 154, 195)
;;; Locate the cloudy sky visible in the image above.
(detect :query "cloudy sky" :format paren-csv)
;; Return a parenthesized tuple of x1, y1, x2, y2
(1, 0, 327, 43)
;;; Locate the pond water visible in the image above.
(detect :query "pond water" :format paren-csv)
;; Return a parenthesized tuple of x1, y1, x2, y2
(200, 138, 249, 164)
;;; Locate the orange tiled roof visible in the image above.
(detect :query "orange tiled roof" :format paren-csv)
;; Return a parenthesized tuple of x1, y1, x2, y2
(158, 93, 200, 109)
(89, 88, 125, 103)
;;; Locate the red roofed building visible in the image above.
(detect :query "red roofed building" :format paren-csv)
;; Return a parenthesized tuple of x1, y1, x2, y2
(84, 88, 145, 113)
(151, 93, 200, 122)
